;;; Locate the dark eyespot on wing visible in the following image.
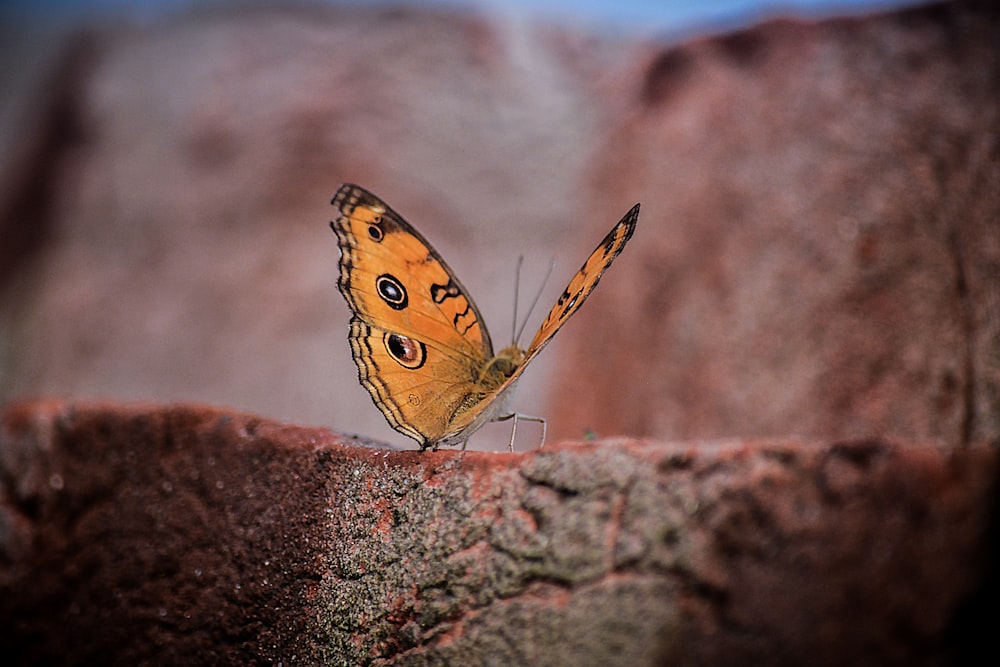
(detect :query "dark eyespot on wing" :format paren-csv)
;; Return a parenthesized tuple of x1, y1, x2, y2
(376, 274, 408, 310)
(384, 332, 426, 369)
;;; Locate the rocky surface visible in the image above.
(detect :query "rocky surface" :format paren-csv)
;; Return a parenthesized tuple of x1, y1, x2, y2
(1, 401, 996, 665)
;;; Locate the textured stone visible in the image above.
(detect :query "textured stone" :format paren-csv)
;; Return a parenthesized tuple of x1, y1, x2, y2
(1, 401, 996, 665)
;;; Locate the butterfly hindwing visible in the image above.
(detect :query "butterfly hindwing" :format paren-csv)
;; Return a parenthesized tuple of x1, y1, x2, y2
(347, 317, 488, 448)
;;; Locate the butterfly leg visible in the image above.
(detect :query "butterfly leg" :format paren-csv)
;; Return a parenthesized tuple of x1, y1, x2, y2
(496, 413, 547, 452)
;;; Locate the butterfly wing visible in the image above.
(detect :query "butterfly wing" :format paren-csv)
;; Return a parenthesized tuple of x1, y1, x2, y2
(331, 184, 494, 447)
(510, 203, 640, 385)
(347, 318, 489, 446)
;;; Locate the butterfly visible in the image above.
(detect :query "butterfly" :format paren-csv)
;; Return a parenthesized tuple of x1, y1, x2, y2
(330, 184, 639, 451)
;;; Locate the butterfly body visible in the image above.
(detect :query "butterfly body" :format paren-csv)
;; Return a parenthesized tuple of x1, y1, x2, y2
(330, 184, 638, 450)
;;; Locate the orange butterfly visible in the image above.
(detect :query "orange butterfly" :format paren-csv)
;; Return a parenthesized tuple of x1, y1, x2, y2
(330, 184, 638, 450)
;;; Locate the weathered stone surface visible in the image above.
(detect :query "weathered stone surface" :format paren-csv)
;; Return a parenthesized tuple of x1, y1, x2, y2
(1, 401, 996, 665)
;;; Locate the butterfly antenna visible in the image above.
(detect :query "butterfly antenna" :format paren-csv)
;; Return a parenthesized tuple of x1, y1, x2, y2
(514, 257, 555, 346)
(511, 255, 524, 345)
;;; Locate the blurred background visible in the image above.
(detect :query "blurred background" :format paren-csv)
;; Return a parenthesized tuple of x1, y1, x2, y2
(2, 0, 918, 32)
(2, 0, 996, 451)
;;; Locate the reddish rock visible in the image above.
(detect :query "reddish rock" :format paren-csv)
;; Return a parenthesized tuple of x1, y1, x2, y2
(553, 0, 1000, 446)
(1, 400, 996, 665)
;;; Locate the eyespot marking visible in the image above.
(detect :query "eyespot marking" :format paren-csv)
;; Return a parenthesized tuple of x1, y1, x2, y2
(376, 274, 408, 310)
(384, 332, 426, 370)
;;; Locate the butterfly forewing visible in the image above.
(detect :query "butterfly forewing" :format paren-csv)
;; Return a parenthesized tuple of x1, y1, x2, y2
(331, 184, 494, 360)
(524, 203, 639, 359)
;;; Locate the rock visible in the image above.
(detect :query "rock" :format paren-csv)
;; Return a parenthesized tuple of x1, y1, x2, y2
(551, 0, 1000, 445)
(1, 400, 996, 665)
